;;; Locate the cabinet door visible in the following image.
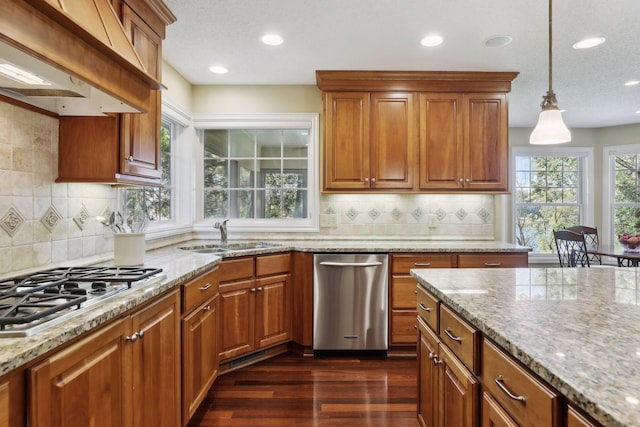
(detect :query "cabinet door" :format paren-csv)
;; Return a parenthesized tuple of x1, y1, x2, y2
(323, 92, 370, 190)
(419, 93, 464, 190)
(567, 406, 599, 427)
(1, 370, 25, 427)
(463, 94, 508, 191)
(130, 291, 180, 427)
(440, 344, 479, 427)
(370, 92, 417, 189)
(120, 5, 162, 180)
(182, 295, 219, 424)
(482, 392, 518, 427)
(219, 279, 255, 361)
(417, 318, 439, 427)
(255, 274, 290, 348)
(29, 318, 128, 427)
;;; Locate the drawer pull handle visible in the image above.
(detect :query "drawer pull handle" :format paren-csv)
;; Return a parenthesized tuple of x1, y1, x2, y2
(428, 352, 443, 365)
(203, 305, 211, 312)
(495, 375, 526, 403)
(444, 327, 462, 342)
(200, 283, 212, 291)
(484, 263, 501, 267)
(418, 303, 431, 312)
(414, 263, 432, 267)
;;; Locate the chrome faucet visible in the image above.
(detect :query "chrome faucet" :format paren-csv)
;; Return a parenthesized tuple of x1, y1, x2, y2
(214, 219, 229, 245)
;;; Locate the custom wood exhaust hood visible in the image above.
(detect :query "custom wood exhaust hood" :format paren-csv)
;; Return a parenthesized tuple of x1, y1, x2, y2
(0, 0, 172, 115)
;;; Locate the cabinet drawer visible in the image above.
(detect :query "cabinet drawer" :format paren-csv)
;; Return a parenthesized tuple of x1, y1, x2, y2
(567, 405, 599, 427)
(439, 304, 479, 374)
(392, 254, 454, 274)
(483, 391, 518, 427)
(256, 253, 290, 277)
(219, 257, 254, 282)
(182, 267, 219, 314)
(390, 310, 418, 344)
(457, 253, 528, 268)
(392, 277, 418, 309)
(416, 286, 439, 332)
(482, 339, 561, 427)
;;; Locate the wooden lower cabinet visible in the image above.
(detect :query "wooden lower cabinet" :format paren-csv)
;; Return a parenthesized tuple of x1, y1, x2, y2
(218, 254, 291, 362)
(482, 392, 518, 427)
(181, 295, 218, 425)
(417, 317, 478, 427)
(0, 370, 25, 427)
(29, 290, 180, 427)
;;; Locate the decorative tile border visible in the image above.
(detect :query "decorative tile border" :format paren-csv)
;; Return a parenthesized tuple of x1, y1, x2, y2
(368, 208, 381, 221)
(73, 203, 90, 231)
(345, 208, 358, 221)
(40, 205, 62, 232)
(0, 206, 26, 237)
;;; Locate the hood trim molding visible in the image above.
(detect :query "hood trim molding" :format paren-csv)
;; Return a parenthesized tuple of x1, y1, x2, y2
(1, 0, 172, 114)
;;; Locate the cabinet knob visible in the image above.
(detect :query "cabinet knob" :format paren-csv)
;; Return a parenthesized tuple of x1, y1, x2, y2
(126, 333, 139, 343)
(138, 330, 145, 339)
(251, 288, 256, 292)
(371, 177, 376, 183)
(428, 352, 443, 365)
(465, 178, 470, 182)
(257, 287, 263, 291)
(459, 178, 464, 183)
(126, 155, 134, 162)
(203, 305, 211, 312)
(364, 178, 369, 183)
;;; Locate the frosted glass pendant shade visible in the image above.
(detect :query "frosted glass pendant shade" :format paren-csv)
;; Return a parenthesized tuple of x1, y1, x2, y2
(529, 109, 571, 145)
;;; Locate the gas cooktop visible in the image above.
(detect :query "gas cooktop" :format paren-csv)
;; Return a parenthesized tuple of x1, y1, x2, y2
(0, 266, 165, 338)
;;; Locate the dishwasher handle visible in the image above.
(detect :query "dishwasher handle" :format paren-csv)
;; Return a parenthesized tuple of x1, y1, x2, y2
(319, 261, 384, 267)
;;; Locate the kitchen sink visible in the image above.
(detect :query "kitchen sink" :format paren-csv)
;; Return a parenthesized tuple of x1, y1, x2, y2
(179, 242, 282, 253)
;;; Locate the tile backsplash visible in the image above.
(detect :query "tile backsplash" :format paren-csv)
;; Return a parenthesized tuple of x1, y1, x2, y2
(316, 193, 495, 239)
(0, 102, 117, 274)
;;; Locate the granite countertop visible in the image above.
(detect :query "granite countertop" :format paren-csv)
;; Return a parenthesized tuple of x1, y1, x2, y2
(411, 267, 640, 427)
(0, 238, 527, 377)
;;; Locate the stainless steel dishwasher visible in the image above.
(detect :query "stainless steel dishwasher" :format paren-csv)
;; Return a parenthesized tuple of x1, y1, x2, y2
(313, 253, 388, 351)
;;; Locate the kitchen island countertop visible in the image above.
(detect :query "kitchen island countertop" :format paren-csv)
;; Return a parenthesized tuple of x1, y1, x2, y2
(411, 267, 640, 427)
(0, 239, 527, 376)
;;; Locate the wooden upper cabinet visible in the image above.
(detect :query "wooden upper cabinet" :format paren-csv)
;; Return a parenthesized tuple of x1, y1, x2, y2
(370, 92, 417, 189)
(419, 93, 464, 190)
(323, 92, 370, 190)
(57, 0, 174, 186)
(463, 93, 509, 191)
(120, 3, 162, 180)
(323, 91, 417, 191)
(317, 70, 518, 194)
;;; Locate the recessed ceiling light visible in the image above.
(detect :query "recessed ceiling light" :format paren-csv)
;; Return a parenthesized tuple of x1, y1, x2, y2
(572, 37, 606, 49)
(636, 110, 640, 114)
(261, 34, 284, 46)
(484, 35, 513, 48)
(420, 35, 443, 47)
(625, 80, 640, 86)
(209, 65, 229, 74)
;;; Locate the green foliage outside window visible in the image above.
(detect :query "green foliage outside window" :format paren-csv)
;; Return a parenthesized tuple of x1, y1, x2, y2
(514, 156, 582, 253)
(613, 154, 640, 241)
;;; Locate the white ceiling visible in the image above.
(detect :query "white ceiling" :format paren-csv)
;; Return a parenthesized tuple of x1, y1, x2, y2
(162, 0, 640, 129)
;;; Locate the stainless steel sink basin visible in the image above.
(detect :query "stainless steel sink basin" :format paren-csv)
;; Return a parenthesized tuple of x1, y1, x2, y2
(179, 242, 282, 253)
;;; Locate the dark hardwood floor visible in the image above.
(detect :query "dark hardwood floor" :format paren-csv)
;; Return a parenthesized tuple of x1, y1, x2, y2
(188, 352, 420, 427)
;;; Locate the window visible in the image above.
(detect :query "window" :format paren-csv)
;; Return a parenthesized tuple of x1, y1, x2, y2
(512, 147, 593, 254)
(195, 114, 319, 232)
(121, 117, 174, 225)
(604, 145, 640, 246)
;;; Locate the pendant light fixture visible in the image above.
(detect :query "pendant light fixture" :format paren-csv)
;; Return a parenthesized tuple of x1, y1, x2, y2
(529, 0, 571, 145)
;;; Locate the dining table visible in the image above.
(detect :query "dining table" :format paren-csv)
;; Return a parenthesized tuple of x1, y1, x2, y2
(587, 244, 640, 266)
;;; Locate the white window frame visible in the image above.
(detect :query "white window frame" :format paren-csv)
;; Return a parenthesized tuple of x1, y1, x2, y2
(193, 113, 319, 233)
(511, 146, 594, 263)
(602, 144, 640, 246)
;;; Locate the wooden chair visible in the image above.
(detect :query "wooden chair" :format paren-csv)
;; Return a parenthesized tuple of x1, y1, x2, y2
(553, 229, 591, 267)
(565, 226, 601, 264)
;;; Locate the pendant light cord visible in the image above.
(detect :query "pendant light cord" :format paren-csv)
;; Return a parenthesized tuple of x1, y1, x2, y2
(548, 0, 553, 92)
